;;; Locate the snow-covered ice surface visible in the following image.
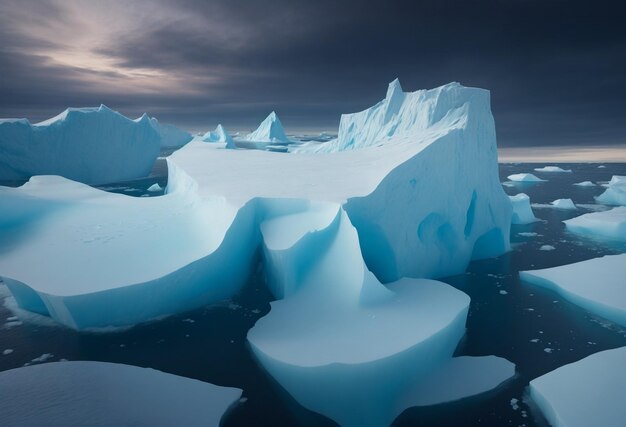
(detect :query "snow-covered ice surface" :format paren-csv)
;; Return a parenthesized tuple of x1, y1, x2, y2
(596, 175, 626, 206)
(533, 166, 572, 173)
(520, 254, 626, 327)
(564, 207, 626, 242)
(0, 105, 160, 184)
(509, 193, 539, 224)
(0, 361, 241, 426)
(507, 173, 546, 182)
(529, 346, 626, 427)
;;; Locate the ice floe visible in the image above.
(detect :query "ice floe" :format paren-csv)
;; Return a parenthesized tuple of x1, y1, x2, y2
(563, 207, 626, 241)
(507, 173, 546, 183)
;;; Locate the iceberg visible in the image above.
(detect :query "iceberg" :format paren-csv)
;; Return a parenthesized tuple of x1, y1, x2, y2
(507, 173, 546, 182)
(245, 112, 291, 146)
(509, 193, 539, 224)
(551, 198, 577, 210)
(563, 207, 626, 241)
(147, 183, 162, 192)
(520, 254, 626, 327)
(573, 181, 596, 187)
(0, 361, 241, 426)
(0, 105, 160, 184)
(533, 166, 572, 173)
(149, 117, 193, 148)
(529, 346, 626, 427)
(202, 124, 235, 149)
(596, 175, 626, 206)
(0, 80, 511, 327)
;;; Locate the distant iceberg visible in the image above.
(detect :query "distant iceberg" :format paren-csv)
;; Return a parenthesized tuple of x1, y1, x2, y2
(534, 166, 572, 173)
(573, 181, 596, 187)
(551, 198, 577, 210)
(530, 346, 626, 427)
(202, 124, 235, 149)
(507, 173, 545, 182)
(245, 112, 291, 146)
(0, 105, 160, 184)
(0, 361, 241, 426)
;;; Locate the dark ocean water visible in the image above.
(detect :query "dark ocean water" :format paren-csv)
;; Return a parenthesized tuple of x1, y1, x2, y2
(1, 161, 625, 427)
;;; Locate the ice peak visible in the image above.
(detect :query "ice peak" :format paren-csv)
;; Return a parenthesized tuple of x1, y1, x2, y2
(386, 78, 403, 99)
(246, 111, 290, 143)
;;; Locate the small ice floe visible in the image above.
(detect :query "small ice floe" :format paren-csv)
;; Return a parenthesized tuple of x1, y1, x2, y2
(573, 181, 596, 187)
(539, 245, 555, 251)
(533, 166, 572, 173)
(147, 183, 162, 192)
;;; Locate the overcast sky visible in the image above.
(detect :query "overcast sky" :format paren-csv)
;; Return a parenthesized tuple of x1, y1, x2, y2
(1, 0, 625, 147)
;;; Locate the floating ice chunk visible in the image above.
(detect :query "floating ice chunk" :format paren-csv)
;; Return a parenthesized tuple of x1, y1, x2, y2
(598, 165, 607, 168)
(534, 166, 572, 173)
(509, 193, 539, 224)
(507, 173, 546, 182)
(246, 112, 291, 145)
(149, 117, 192, 148)
(573, 181, 596, 187)
(0, 105, 160, 184)
(202, 124, 235, 149)
(249, 208, 514, 427)
(2, 349, 13, 355)
(147, 183, 162, 192)
(551, 198, 577, 210)
(529, 346, 626, 427)
(596, 175, 626, 206)
(520, 254, 626, 327)
(563, 207, 626, 241)
(539, 245, 556, 251)
(0, 361, 241, 426)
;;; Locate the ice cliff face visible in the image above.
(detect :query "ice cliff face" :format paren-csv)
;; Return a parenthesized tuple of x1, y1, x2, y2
(149, 117, 192, 148)
(0, 105, 160, 184)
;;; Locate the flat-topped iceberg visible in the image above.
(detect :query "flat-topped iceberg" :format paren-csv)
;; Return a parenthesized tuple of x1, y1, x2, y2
(529, 346, 626, 427)
(202, 124, 235, 149)
(0, 361, 241, 426)
(534, 166, 572, 173)
(551, 198, 577, 210)
(563, 207, 626, 241)
(596, 175, 626, 206)
(0, 81, 511, 328)
(0, 105, 160, 184)
(149, 117, 192, 148)
(507, 173, 546, 182)
(509, 193, 539, 224)
(520, 254, 626, 327)
(573, 181, 596, 187)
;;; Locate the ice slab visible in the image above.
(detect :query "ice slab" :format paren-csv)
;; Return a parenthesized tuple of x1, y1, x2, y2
(507, 173, 546, 182)
(520, 254, 626, 327)
(596, 175, 626, 206)
(510, 193, 539, 224)
(0, 361, 241, 426)
(529, 346, 626, 427)
(534, 166, 572, 173)
(551, 198, 577, 210)
(0, 105, 160, 184)
(573, 181, 596, 187)
(563, 207, 626, 242)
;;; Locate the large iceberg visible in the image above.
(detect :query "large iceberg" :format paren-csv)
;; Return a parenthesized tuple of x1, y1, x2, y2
(529, 346, 626, 427)
(563, 207, 626, 241)
(509, 193, 539, 224)
(202, 124, 235, 148)
(0, 361, 241, 426)
(0, 80, 511, 322)
(0, 105, 160, 184)
(596, 175, 626, 206)
(149, 117, 193, 148)
(520, 254, 626, 327)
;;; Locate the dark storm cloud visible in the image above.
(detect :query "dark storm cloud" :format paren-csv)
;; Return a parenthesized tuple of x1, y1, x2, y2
(0, 0, 625, 146)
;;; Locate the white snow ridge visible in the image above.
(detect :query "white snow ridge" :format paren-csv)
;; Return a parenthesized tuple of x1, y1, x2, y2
(0, 81, 515, 425)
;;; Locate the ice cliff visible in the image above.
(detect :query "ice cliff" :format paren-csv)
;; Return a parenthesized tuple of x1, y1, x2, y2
(0, 105, 160, 184)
